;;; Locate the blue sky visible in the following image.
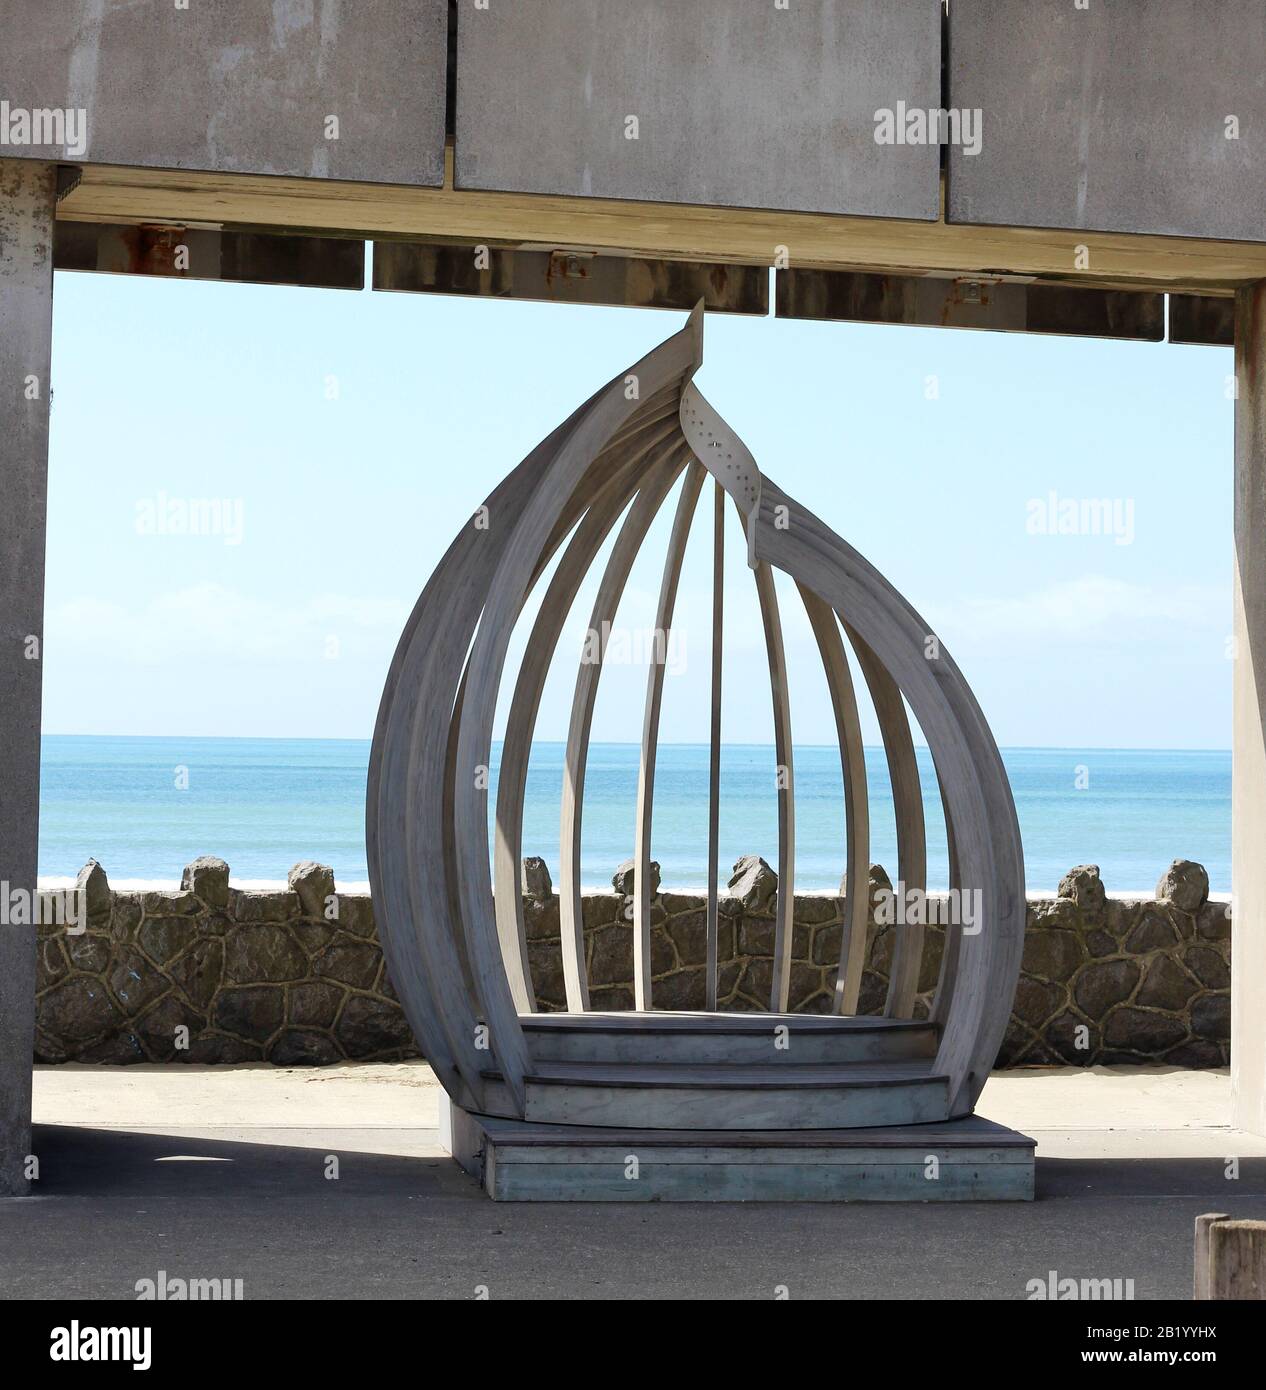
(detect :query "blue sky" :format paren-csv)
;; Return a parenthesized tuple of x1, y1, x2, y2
(43, 260, 1234, 749)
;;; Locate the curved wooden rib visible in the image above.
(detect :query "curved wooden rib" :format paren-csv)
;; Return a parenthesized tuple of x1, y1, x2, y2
(448, 310, 703, 1111)
(559, 449, 689, 1010)
(633, 461, 706, 1009)
(682, 386, 796, 1012)
(680, 382, 760, 563)
(798, 587, 870, 1015)
(844, 623, 928, 1019)
(706, 480, 724, 1010)
(405, 386, 664, 1089)
(369, 425, 574, 1112)
(753, 480, 1025, 1116)
(931, 764, 963, 1026)
(492, 420, 684, 1012)
(535, 389, 681, 562)
(753, 556, 797, 1013)
(442, 670, 478, 1001)
(455, 407, 680, 1015)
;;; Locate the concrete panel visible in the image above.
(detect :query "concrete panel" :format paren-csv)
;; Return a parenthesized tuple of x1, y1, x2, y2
(948, 0, 1266, 242)
(0, 160, 55, 1197)
(456, 0, 941, 218)
(0, 1, 447, 184)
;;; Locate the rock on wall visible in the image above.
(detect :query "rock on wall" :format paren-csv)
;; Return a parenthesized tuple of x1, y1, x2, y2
(33, 856, 1231, 1068)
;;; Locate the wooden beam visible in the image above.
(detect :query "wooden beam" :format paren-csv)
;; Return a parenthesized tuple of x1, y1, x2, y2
(56, 158, 1266, 296)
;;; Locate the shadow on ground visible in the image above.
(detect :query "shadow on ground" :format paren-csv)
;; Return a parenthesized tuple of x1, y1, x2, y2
(2, 1124, 1263, 1299)
(30, 1123, 464, 1197)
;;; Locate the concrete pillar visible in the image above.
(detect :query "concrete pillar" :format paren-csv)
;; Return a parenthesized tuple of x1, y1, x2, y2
(0, 160, 55, 1196)
(1233, 282, 1266, 1137)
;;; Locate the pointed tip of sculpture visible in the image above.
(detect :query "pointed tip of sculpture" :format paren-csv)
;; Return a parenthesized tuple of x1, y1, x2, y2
(683, 298, 706, 365)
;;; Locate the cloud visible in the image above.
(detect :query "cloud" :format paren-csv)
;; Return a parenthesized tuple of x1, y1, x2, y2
(924, 575, 1227, 647)
(45, 584, 411, 667)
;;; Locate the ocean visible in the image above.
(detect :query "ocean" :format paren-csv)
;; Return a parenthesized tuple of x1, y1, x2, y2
(36, 735, 1231, 895)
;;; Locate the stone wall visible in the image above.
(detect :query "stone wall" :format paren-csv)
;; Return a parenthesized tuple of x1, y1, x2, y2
(33, 855, 1231, 1069)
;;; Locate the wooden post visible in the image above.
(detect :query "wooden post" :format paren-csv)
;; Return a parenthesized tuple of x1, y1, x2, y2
(1194, 1212, 1230, 1300)
(1234, 283, 1266, 1137)
(1209, 1219, 1266, 1300)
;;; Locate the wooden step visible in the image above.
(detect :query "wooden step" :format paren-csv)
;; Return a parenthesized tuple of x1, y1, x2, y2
(521, 1010, 938, 1066)
(480, 1058, 951, 1130)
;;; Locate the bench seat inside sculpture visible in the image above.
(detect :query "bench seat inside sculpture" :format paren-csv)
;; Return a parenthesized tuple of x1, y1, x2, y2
(471, 1012, 945, 1129)
(522, 1011, 937, 1064)
(369, 308, 1033, 1199)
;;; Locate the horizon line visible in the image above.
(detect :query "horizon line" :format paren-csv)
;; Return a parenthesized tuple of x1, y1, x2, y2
(39, 733, 1235, 755)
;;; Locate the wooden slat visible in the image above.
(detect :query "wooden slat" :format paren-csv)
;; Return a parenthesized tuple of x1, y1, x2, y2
(370, 429, 575, 1111)
(513, 1060, 940, 1087)
(492, 423, 681, 1012)
(751, 553, 797, 1013)
(441, 671, 478, 1000)
(634, 463, 707, 1008)
(844, 623, 928, 1019)
(482, 400, 683, 1014)
(706, 480, 724, 1010)
(524, 1017, 936, 1067)
(500, 1065, 950, 1131)
(559, 451, 689, 1009)
(798, 588, 870, 1015)
(533, 391, 681, 577)
(931, 764, 963, 1028)
(519, 1011, 932, 1032)
(448, 311, 703, 1109)
(752, 479, 1025, 1117)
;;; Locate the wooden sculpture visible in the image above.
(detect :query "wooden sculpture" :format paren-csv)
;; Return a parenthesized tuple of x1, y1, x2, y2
(367, 306, 1025, 1132)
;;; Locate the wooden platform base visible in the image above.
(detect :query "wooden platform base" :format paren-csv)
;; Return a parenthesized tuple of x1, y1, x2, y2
(439, 1099, 1035, 1203)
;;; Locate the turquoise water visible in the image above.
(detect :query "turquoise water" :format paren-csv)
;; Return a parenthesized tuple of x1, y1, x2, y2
(37, 735, 1231, 893)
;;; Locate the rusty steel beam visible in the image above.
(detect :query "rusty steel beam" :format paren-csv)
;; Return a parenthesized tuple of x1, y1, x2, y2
(1170, 295, 1236, 347)
(372, 243, 768, 315)
(776, 270, 1164, 343)
(53, 222, 364, 290)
